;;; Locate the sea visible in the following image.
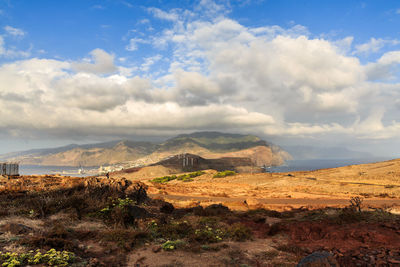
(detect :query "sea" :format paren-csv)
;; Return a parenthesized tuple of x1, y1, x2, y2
(19, 165, 99, 177)
(19, 157, 394, 176)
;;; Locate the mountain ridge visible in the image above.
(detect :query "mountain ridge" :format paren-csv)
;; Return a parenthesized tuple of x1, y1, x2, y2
(0, 132, 291, 167)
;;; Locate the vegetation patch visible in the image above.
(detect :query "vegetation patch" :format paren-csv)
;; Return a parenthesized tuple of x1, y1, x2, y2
(151, 171, 205, 183)
(213, 170, 236, 178)
(100, 229, 150, 250)
(193, 225, 225, 243)
(0, 249, 76, 267)
(161, 240, 186, 251)
(227, 223, 253, 241)
(149, 220, 193, 241)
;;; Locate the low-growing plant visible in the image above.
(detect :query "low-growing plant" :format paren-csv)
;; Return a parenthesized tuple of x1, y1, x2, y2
(177, 171, 205, 182)
(0, 249, 76, 267)
(150, 220, 193, 240)
(227, 223, 253, 241)
(99, 197, 147, 227)
(213, 170, 236, 178)
(198, 217, 219, 226)
(101, 229, 150, 250)
(151, 171, 205, 183)
(274, 244, 305, 259)
(161, 240, 186, 251)
(193, 225, 225, 243)
(335, 207, 397, 224)
(151, 175, 177, 183)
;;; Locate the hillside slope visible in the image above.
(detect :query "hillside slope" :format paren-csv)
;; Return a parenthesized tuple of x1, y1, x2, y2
(1, 132, 291, 167)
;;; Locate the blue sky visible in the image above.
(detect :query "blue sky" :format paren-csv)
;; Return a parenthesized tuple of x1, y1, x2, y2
(2, 1, 400, 63)
(1, 0, 400, 156)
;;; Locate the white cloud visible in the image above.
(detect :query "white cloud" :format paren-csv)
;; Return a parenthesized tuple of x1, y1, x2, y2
(148, 7, 179, 21)
(354, 37, 400, 55)
(140, 54, 162, 72)
(4, 25, 25, 37)
(0, 35, 31, 58)
(2, 1, 400, 145)
(125, 38, 148, 51)
(0, 57, 275, 138)
(365, 50, 400, 80)
(72, 49, 117, 74)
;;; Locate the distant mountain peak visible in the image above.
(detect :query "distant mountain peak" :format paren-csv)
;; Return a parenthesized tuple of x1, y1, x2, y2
(0, 131, 290, 167)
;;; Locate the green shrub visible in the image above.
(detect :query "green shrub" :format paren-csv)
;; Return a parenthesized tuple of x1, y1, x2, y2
(151, 175, 177, 183)
(151, 171, 205, 183)
(213, 170, 236, 178)
(161, 240, 186, 251)
(0, 249, 75, 267)
(193, 225, 225, 243)
(99, 197, 146, 227)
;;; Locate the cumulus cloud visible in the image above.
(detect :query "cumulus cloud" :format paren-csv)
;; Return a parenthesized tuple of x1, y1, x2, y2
(72, 49, 117, 74)
(1, 1, 400, 146)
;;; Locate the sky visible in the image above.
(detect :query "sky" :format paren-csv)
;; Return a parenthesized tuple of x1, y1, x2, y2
(0, 0, 400, 156)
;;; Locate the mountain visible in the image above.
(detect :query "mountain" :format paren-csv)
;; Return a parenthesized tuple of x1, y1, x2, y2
(0, 132, 291, 167)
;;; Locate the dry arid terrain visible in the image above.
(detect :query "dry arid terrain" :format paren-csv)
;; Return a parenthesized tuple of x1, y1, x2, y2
(112, 159, 400, 212)
(0, 159, 400, 266)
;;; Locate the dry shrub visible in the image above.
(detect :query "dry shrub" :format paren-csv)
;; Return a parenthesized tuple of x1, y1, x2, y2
(100, 228, 150, 251)
(227, 223, 253, 241)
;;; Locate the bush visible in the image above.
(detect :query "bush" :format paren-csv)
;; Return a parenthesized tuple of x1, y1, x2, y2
(0, 249, 76, 267)
(227, 223, 253, 241)
(177, 171, 205, 182)
(100, 198, 149, 227)
(161, 240, 186, 251)
(151, 175, 177, 183)
(151, 171, 205, 183)
(149, 220, 193, 240)
(193, 225, 225, 243)
(128, 182, 148, 204)
(213, 170, 236, 178)
(101, 229, 150, 250)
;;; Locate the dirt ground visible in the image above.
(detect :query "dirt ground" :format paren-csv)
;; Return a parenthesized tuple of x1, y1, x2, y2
(1, 159, 400, 266)
(107, 159, 400, 212)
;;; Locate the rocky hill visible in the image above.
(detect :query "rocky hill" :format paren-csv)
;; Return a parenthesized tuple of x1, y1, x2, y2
(0, 132, 291, 167)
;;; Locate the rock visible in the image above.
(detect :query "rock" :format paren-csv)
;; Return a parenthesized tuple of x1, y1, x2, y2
(0, 223, 32, 234)
(297, 251, 339, 267)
